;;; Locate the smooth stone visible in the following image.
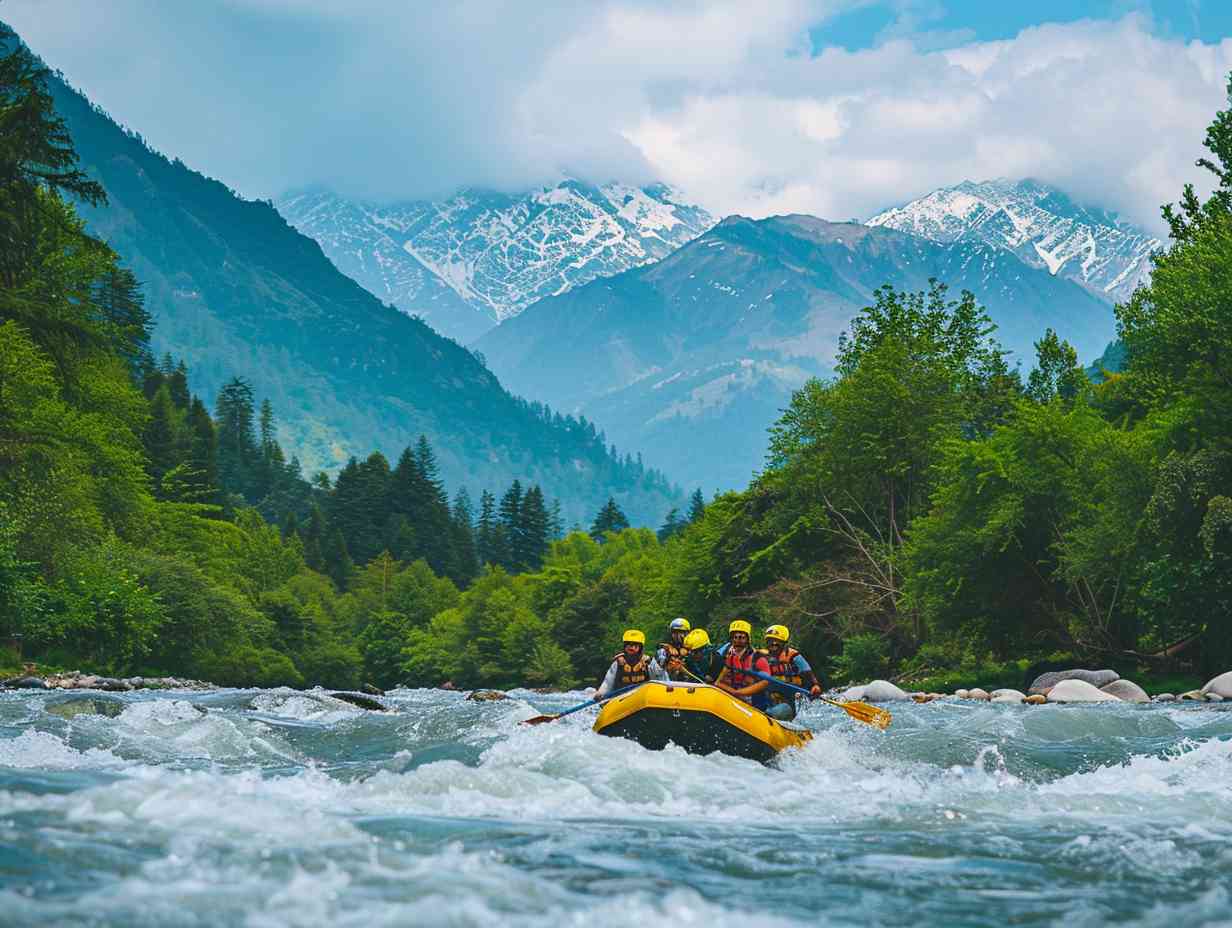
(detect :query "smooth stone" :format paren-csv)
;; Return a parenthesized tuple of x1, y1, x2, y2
(1100, 679, 1150, 703)
(990, 689, 1027, 703)
(954, 689, 970, 699)
(466, 690, 509, 702)
(96, 678, 131, 692)
(1153, 693, 1176, 702)
(328, 691, 387, 711)
(1180, 690, 1207, 701)
(361, 683, 384, 696)
(1046, 679, 1121, 703)
(45, 697, 125, 719)
(1025, 694, 1047, 705)
(855, 680, 911, 703)
(1205, 693, 1224, 702)
(1200, 671, 1232, 699)
(1029, 669, 1119, 695)
(911, 693, 938, 703)
(967, 688, 990, 701)
(1, 676, 49, 689)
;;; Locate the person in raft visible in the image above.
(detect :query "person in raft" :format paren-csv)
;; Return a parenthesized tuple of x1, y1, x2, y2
(760, 624, 823, 721)
(656, 617, 692, 680)
(681, 628, 724, 683)
(714, 620, 772, 709)
(594, 630, 667, 700)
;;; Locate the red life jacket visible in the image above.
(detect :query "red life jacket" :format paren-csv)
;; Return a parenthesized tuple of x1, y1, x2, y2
(723, 646, 765, 690)
(765, 646, 803, 705)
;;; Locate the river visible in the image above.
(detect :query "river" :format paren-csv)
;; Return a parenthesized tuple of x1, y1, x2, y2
(1, 687, 1229, 927)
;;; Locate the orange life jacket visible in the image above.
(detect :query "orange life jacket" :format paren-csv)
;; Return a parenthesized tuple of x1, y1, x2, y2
(765, 646, 803, 705)
(615, 653, 650, 688)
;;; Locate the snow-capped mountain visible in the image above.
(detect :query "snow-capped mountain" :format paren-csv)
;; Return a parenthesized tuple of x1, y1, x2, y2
(277, 181, 714, 342)
(868, 179, 1161, 305)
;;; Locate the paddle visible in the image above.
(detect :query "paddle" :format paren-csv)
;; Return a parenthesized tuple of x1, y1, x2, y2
(742, 668, 893, 731)
(521, 683, 643, 726)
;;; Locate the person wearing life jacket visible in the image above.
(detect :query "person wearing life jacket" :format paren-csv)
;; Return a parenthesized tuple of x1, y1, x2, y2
(656, 617, 692, 680)
(714, 619, 772, 709)
(760, 624, 822, 721)
(681, 628, 724, 683)
(594, 629, 666, 700)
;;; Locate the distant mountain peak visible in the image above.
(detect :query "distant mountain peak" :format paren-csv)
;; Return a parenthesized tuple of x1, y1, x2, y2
(277, 180, 714, 342)
(867, 178, 1161, 304)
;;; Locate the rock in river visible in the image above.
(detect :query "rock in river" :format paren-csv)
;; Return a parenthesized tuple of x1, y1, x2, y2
(1100, 679, 1150, 703)
(1201, 671, 1232, 699)
(966, 688, 991, 701)
(990, 689, 1026, 704)
(1046, 679, 1121, 703)
(1, 676, 49, 689)
(45, 697, 126, 719)
(843, 680, 911, 702)
(1153, 693, 1176, 702)
(1029, 669, 1119, 695)
(467, 690, 509, 702)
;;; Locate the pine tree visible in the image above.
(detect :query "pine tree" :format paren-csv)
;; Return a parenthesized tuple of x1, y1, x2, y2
(498, 480, 524, 570)
(302, 504, 327, 572)
(144, 383, 181, 495)
(322, 526, 354, 591)
(450, 488, 480, 585)
(687, 489, 706, 523)
(187, 396, 219, 504)
(214, 377, 258, 499)
(518, 485, 549, 571)
(330, 453, 391, 565)
(168, 360, 190, 409)
(658, 507, 685, 542)
(590, 497, 630, 542)
(93, 267, 151, 377)
(548, 498, 563, 540)
(281, 510, 300, 541)
(476, 490, 498, 566)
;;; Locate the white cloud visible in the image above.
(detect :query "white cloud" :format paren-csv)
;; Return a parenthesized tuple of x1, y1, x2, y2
(5, 2, 1231, 230)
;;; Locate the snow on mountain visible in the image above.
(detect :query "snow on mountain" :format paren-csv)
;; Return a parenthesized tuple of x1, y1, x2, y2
(277, 181, 713, 343)
(867, 179, 1161, 305)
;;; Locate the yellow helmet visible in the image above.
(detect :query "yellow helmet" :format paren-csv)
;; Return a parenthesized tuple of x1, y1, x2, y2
(764, 624, 789, 643)
(728, 619, 752, 636)
(684, 629, 711, 650)
(669, 617, 691, 633)
(622, 629, 646, 646)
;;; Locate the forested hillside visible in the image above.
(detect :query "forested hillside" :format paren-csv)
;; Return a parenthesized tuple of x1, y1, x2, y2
(32, 37, 679, 527)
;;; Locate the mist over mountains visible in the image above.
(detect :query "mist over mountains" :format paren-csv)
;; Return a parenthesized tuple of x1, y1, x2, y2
(277, 183, 713, 343)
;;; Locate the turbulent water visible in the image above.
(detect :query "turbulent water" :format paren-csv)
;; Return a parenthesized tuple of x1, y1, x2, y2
(1, 688, 1230, 928)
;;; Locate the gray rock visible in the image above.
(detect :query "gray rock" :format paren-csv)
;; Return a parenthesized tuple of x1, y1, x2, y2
(966, 687, 991, 701)
(126, 677, 144, 689)
(1046, 679, 1121, 703)
(1153, 693, 1176, 702)
(1029, 669, 1119, 695)
(45, 697, 126, 719)
(854, 680, 911, 703)
(1100, 679, 1150, 703)
(1200, 671, 1232, 699)
(76, 675, 100, 689)
(96, 678, 131, 692)
(2, 675, 49, 689)
(1204, 693, 1224, 703)
(361, 683, 384, 696)
(954, 689, 970, 699)
(328, 691, 387, 711)
(990, 689, 1027, 704)
(466, 690, 510, 702)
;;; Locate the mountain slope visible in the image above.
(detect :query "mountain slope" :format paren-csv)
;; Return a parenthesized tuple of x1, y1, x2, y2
(478, 215, 1115, 490)
(868, 179, 1160, 304)
(45, 70, 680, 525)
(277, 182, 713, 342)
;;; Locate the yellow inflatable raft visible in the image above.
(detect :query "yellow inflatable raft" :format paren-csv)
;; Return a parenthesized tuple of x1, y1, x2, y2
(593, 681, 811, 762)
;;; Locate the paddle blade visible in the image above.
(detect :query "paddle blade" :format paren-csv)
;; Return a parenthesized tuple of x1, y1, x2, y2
(521, 713, 560, 726)
(841, 700, 892, 730)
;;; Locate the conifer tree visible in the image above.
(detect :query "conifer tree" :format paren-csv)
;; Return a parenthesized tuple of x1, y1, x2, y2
(450, 488, 480, 585)
(476, 490, 499, 566)
(658, 507, 685, 542)
(498, 480, 524, 570)
(322, 526, 354, 591)
(518, 485, 550, 571)
(590, 497, 630, 542)
(215, 377, 258, 498)
(144, 383, 181, 495)
(687, 489, 706, 523)
(187, 396, 219, 503)
(302, 504, 327, 573)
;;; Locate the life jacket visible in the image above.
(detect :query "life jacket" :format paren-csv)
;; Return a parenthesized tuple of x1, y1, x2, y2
(659, 641, 689, 662)
(615, 653, 650, 688)
(723, 646, 764, 691)
(765, 646, 803, 704)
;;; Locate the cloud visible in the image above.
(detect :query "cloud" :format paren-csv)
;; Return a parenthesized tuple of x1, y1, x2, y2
(5, 1, 1231, 230)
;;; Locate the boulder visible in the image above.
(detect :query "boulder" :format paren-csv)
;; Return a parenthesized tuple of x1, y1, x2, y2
(954, 689, 970, 699)
(1200, 671, 1232, 699)
(854, 680, 911, 703)
(990, 689, 1026, 704)
(1180, 690, 1207, 701)
(466, 690, 509, 702)
(1099, 679, 1149, 703)
(967, 688, 990, 701)
(1205, 693, 1224, 703)
(96, 677, 131, 692)
(45, 697, 125, 719)
(1, 675, 48, 689)
(1025, 694, 1047, 705)
(328, 691, 387, 711)
(360, 683, 385, 696)
(1046, 679, 1121, 703)
(1153, 693, 1176, 702)
(1028, 669, 1119, 696)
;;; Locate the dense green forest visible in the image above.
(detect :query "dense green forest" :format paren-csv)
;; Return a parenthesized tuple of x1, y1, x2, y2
(3, 27, 1230, 692)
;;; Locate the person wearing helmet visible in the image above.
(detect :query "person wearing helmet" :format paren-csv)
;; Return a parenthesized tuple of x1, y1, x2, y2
(594, 629, 666, 700)
(656, 617, 692, 680)
(681, 628, 724, 683)
(761, 625, 822, 721)
(714, 619, 772, 709)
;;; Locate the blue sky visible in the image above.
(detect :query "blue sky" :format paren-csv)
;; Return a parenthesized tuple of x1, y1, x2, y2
(5, 1, 1232, 230)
